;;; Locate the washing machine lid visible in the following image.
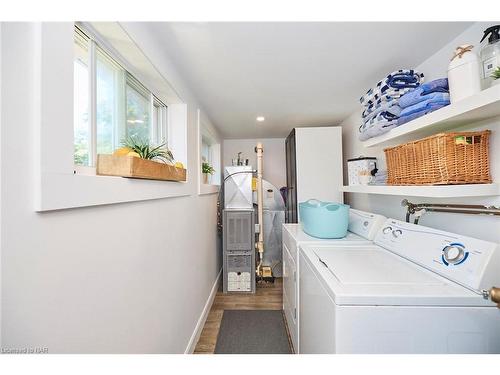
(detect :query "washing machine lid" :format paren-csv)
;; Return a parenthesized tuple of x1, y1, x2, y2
(283, 224, 370, 245)
(301, 245, 493, 307)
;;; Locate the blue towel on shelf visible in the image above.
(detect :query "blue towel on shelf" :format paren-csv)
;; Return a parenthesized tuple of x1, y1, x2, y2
(397, 101, 450, 125)
(399, 96, 450, 117)
(360, 70, 424, 106)
(363, 101, 402, 123)
(362, 100, 402, 122)
(399, 92, 450, 110)
(399, 78, 449, 108)
(419, 78, 449, 95)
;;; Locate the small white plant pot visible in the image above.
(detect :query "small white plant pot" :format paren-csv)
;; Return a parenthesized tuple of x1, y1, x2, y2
(492, 79, 500, 87)
(203, 173, 209, 184)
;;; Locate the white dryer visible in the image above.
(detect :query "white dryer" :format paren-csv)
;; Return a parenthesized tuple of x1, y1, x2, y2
(282, 209, 386, 353)
(299, 218, 500, 354)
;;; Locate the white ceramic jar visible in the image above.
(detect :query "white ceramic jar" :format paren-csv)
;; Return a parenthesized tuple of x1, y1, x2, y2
(448, 44, 482, 103)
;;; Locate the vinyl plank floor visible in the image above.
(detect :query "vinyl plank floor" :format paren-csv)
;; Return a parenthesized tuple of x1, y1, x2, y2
(193, 278, 285, 354)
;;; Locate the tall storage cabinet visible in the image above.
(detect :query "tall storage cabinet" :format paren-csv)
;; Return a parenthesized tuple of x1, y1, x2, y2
(285, 127, 343, 223)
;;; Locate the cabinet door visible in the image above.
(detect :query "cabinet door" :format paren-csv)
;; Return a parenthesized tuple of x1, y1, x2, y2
(299, 252, 336, 354)
(283, 243, 298, 352)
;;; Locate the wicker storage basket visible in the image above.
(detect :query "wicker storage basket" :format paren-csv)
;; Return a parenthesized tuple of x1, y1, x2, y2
(384, 131, 491, 185)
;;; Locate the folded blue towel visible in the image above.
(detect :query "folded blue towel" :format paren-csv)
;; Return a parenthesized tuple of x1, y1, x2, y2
(397, 102, 450, 125)
(399, 78, 449, 108)
(419, 78, 449, 95)
(400, 97, 450, 117)
(362, 100, 402, 122)
(399, 92, 450, 110)
(360, 70, 424, 106)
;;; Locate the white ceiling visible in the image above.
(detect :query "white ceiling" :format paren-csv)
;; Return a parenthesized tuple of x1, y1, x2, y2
(148, 22, 472, 139)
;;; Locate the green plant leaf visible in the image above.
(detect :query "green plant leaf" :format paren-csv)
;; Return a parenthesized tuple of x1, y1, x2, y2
(122, 136, 175, 163)
(202, 162, 215, 174)
(491, 66, 500, 80)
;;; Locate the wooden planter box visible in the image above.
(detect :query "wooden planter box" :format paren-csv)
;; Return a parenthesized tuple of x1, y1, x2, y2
(96, 154, 186, 182)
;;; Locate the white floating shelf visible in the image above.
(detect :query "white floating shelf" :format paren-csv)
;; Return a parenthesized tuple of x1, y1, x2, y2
(341, 184, 500, 198)
(362, 84, 500, 148)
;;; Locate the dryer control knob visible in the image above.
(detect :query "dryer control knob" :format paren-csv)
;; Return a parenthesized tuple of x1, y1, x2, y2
(443, 245, 465, 264)
(392, 229, 403, 238)
(383, 226, 392, 234)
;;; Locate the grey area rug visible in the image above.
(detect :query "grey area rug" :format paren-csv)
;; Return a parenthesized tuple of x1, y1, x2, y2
(214, 310, 292, 354)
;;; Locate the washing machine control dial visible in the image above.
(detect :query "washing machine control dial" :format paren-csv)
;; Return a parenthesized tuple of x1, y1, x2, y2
(383, 226, 392, 234)
(392, 229, 403, 238)
(442, 244, 466, 265)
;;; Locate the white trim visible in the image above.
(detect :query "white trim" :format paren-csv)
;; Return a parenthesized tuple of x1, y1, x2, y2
(184, 268, 222, 354)
(38, 173, 191, 212)
(88, 38, 97, 166)
(81, 21, 183, 106)
(0, 22, 2, 349)
(341, 183, 500, 198)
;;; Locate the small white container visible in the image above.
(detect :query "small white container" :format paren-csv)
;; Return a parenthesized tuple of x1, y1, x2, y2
(448, 44, 481, 103)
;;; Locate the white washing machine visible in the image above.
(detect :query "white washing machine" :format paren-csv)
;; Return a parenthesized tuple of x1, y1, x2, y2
(299, 218, 500, 353)
(282, 209, 386, 353)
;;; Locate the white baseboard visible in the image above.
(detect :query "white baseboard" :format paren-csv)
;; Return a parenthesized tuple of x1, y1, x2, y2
(184, 268, 222, 354)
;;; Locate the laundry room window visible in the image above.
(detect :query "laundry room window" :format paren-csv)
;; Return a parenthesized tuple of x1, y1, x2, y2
(37, 23, 189, 211)
(73, 25, 168, 168)
(198, 109, 221, 194)
(73, 27, 91, 166)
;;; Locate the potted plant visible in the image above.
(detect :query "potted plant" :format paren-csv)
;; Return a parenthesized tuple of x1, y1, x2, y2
(491, 66, 500, 86)
(116, 137, 175, 162)
(202, 162, 215, 184)
(96, 137, 187, 182)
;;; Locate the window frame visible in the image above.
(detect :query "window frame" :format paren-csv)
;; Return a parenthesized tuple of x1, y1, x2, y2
(73, 33, 91, 167)
(73, 25, 169, 171)
(35, 22, 189, 212)
(197, 109, 221, 195)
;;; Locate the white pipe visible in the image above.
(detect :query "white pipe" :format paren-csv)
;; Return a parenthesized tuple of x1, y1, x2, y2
(256, 142, 264, 275)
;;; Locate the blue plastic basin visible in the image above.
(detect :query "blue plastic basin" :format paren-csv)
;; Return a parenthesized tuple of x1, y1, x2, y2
(299, 199, 350, 239)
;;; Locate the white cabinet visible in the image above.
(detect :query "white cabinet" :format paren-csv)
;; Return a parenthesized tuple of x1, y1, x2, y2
(285, 126, 343, 223)
(295, 127, 343, 212)
(282, 224, 300, 353)
(282, 243, 297, 351)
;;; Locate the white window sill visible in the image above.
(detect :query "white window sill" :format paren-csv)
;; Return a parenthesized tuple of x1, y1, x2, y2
(36, 170, 191, 212)
(198, 183, 220, 196)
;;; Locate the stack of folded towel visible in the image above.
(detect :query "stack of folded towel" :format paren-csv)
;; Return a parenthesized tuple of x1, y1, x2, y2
(359, 70, 424, 141)
(371, 169, 388, 185)
(397, 78, 450, 125)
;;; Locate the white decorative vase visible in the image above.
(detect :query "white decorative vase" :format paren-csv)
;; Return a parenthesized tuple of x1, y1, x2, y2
(203, 173, 209, 184)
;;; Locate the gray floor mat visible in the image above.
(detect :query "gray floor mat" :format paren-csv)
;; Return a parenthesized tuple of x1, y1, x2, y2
(214, 310, 292, 354)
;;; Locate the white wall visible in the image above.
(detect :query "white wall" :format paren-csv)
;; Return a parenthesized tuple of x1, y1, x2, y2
(342, 22, 500, 243)
(223, 138, 286, 189)
(1, 22, 221, 353)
